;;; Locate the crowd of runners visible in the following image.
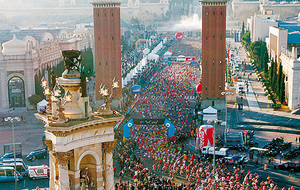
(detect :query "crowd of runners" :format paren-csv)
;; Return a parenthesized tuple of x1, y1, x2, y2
(114, 62, 296, 190)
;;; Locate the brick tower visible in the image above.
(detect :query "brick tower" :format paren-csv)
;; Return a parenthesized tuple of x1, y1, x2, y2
(91, 0, 122, 104)
(201, 0, 227, 110)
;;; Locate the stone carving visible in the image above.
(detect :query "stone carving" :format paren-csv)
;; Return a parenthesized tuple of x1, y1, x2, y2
(80, 167, 96, 190)
(45, 139, 53, 151)
(53, 151, 74, 166)
(103, 141, 116, 153)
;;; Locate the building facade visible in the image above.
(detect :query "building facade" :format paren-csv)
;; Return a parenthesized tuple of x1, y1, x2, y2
(280, 47, 300, 111)
(123, 0, 169, 22)
(91, 0, 122, 101)
(201, 0, 227, 110)
(0, 28, 94, 109)
(0, 34, 61, 109)
(247, 13, 279, 42)
(268, 26, 288, 62)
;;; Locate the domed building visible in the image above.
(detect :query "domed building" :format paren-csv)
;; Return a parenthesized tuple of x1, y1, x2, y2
(0, 28, 94, 109)
(0, 33, 62, 109)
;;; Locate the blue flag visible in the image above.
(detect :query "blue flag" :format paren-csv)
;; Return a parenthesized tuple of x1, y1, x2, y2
(123, 119, 134, 140)
(164, 119, 175, 139)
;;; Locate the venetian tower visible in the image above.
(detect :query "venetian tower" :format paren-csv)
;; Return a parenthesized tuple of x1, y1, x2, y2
(201, 0, 228, 110)
(91, 0, 122, 107)
(35, 50, 122, 190)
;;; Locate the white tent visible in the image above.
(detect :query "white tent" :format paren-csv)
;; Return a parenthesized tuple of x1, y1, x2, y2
(37, 99, 48, 112)
(203, 106, 217, 114)
(164, 51, 172, 59)
(148, 53, 159, 62)
(143, 48, 150, 55)
(203, 106, 218, 121)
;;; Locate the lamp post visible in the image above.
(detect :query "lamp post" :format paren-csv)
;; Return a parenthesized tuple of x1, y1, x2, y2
(207, 119, 220, 190)
(4, 116, 20, 190)
(51, 84, 72, 122)
(98, 77, 119, 114)
(41, 76, 52, 113)
(221, 91, 233, 146)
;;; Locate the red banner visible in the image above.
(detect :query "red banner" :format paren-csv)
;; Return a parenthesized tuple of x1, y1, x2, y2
(186, 57, 195, 61)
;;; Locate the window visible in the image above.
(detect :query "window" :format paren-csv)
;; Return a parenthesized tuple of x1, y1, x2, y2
(206, 36, 208, 40)
(112, 13, 113, 17)
(98, 13, 99, 17)
(112, 36, 114, 40)
(213, 61, 215, 65)
(221, 11, 222, 15)
(0, 170, 4, 176)
(213, 11, 215, 15)
(104, 13, 106, 17)
(206, 11, 208, 16)
(212, 101, 215, 106)
(219, 86, 222, 90)
(6, 170, 14, 176)
(98, 37, 100, 41)
(220, 61, 222, 65)
(206, 86, 208, 90)
(220, 35, 222, 40)
(17, 165, 25, 172)
(37, 168, 44, 174)
(106, 62, 108, 65)
(213, 35, 215, 39)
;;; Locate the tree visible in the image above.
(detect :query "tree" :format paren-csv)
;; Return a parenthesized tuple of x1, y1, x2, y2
(271, 60, 277, 93)
(28, 94, 43, 108)
(277, 63, 283, 96)
(242, 21, 245, 35)
(262, 50, 269, 73)
(241, 31, 250, 50)
(248, 40, 268, 72)
(279, 73, 285, 104)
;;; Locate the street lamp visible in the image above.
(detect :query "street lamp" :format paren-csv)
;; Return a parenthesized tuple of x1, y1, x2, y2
(98, 78, 120, 114)
(221, 91, 233, 146)
(53, 86, 72, 122)
(207, 119, 220, 190)
(4, 116, 20, 190)
(41, 77, 52, 113)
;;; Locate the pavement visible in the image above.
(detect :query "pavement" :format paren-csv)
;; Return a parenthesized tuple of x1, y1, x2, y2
(226, 40, 300, 135)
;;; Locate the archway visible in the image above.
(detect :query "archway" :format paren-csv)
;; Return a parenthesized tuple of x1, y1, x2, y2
(79, 154, 97, 189)
(8, 76, 25, 107)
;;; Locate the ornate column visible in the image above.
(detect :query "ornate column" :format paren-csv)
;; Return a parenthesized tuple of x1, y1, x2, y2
(103, 141, 115, 190)
(53, 151, 74, 190)
(74, 170, 80, 190)
(96, 143, 104, 190)
(46, 140, 55, 190)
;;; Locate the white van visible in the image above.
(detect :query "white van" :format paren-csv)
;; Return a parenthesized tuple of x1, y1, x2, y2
(28, 165, 49, 179)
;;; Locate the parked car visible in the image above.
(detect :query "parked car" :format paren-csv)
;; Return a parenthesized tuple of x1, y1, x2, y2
(0, 162, 28, 177)
(28, 165, 49, 179)
(224, 156, 234, 165)
(0, 166, 23, 182)
(283, 147, 300, 159)
(0, 152, 22, 161)
(278, 162, 300, 172)
(26, 149, 47, 161)
(224, 156, 248, 165)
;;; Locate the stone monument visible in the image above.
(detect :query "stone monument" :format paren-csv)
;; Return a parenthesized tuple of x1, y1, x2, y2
(35, 50, 122, 190)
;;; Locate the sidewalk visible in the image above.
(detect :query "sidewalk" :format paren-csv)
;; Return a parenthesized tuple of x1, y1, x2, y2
(227, 40, 300, 133)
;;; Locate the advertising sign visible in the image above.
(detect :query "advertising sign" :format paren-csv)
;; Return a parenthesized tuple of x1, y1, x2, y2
(186, 57, 195, 61)
(197, 125, 214, 150)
